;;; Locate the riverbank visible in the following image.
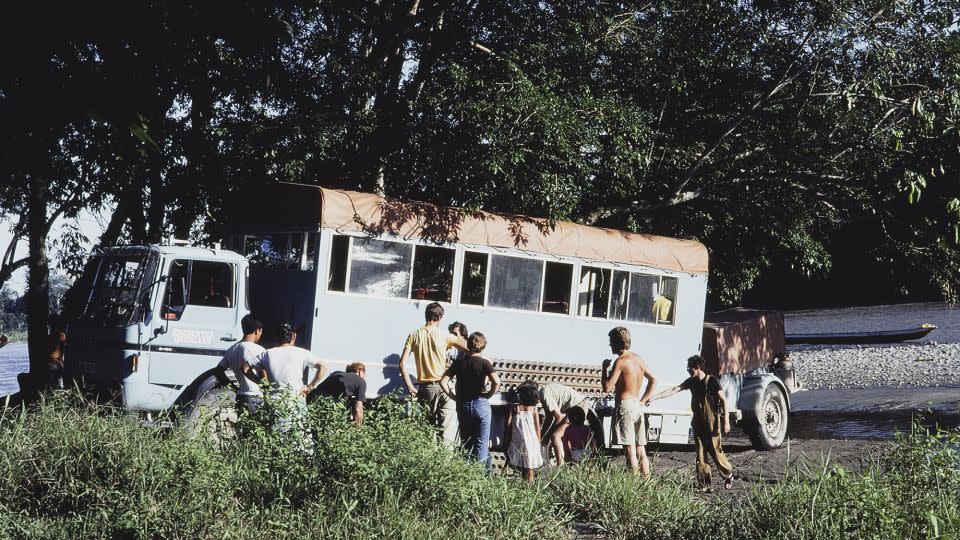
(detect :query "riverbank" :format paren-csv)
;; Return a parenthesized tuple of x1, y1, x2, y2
(790, 342, 960, 390)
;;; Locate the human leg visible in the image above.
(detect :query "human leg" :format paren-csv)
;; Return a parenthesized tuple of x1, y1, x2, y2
(586, 406, 605, 450)
(692, 422, 713, 487)
(550, 422, 569, 465)
(473, 399, 492, 466)
(437, 389, 460, 445)
(457, 402, 478, 455)
(636, 444, 650, 478)
(707, 432, 733, 481)
(623, 445, 638, 474)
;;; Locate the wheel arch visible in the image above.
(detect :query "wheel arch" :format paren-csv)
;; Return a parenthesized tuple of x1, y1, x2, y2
(172, 367, 233, 412)
(736, 373, 791, 414)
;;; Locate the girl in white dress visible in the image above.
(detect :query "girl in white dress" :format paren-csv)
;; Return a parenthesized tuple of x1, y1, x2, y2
(505, 383, 543, 482)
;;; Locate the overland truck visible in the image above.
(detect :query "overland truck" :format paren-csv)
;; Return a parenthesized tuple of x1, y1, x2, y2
(65, 183, 793, 449)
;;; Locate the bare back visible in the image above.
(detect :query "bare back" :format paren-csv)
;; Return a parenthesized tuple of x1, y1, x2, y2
(612, 351, 651, 401)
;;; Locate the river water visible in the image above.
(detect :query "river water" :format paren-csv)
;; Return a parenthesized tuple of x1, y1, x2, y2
(0, 343, 28, 396)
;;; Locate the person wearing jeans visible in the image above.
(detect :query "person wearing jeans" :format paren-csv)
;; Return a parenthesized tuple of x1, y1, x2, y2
(440, 332, 500, 468)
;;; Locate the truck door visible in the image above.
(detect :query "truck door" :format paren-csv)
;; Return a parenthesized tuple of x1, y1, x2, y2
(149, 258, 242, 385)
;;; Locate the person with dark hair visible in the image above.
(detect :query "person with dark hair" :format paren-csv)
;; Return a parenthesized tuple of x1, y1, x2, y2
(0, 335, 8, 349)
(561, 406, 592, 463)
(447, 321, 469, 362)
(602, 326, 657, 477)
(648, 355, 733, 490)
(257, 322, 327, 432)
(537, 382, 603, 466)
(399, 302, 468, 443)
(504, 382, 543, 482)
(313, 362, 368, 427)
(214, 314, 266, 415)
(440, 332, 500, 468)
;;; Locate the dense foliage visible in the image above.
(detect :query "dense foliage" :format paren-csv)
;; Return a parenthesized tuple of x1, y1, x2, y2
(0, 396, 957, 539)
(3, 1, 960, 320)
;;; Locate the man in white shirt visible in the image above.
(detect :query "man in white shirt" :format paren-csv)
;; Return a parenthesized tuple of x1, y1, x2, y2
(213, 315, 266, 415)
(258, 322, 326, 432)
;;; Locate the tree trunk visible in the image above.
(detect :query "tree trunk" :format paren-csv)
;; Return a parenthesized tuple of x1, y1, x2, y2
(24, 174, 50, 396)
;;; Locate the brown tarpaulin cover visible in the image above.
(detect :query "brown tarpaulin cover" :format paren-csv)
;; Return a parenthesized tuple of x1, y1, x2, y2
(231, 182, 709, 275)
(701, 308, 786, 375)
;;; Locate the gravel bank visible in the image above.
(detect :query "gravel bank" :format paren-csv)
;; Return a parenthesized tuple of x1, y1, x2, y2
(791, 342, 960, 390)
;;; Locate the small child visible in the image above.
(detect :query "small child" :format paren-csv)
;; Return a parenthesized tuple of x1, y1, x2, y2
(504, 382, 544, 482)
(561, 406, 592, 463)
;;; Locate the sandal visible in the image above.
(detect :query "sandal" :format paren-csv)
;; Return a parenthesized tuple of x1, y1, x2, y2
(723, 475, 734, 490)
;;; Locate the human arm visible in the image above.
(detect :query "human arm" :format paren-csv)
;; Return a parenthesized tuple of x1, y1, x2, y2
(533, 409, 542, 441)
(483, 370, 500, 399)
(300, 359, 327, 396)
(439, 372, 456, 400)
(646, 385, 683, 405)
(639, 362, 657, 404)
(212, 363, 233, 388)
(450, 334, 468, 353)
(601, 359, 621, 394)
(398, 344, 418, 397)
(713, 382, 730, 433)
(240, 362, 263, 386)
(353, 400, 364, 427)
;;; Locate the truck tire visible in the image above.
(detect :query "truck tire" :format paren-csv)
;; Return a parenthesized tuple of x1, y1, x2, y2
(181, 375, 238, 440)
(742, 383, 788, 450)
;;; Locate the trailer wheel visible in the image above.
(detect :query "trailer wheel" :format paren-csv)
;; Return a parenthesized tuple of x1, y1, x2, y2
(743, 384, 787, 450)
(181, 376, 237, 441)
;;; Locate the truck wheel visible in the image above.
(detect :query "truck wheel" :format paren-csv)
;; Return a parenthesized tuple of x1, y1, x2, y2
(743, 384, 787, 450)
(181, 376, 237, 440)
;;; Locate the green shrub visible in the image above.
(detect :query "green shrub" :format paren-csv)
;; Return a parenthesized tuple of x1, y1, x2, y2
(0, 393, 569, 540)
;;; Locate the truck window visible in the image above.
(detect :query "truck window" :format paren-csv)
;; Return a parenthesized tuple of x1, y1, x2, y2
(80, 251, 158, 327)
(460, 251, 488, 305)
(609, 270, 630, 320)
(487, 254, 542, 311)
(348, 237, 413, 298)
(627, 273, 659, 324)
(541, 261, 573, 314)
(411, 245, 455, 301)
(241, 232, 315, 270)
(577, 266, 611, 319)
(656, 276, 678, 325)
(162, 259, 235, 320)
(327, 235, 350, 292)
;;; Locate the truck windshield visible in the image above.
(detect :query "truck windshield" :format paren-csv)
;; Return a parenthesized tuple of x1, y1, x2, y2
(79, 250, 159, 327)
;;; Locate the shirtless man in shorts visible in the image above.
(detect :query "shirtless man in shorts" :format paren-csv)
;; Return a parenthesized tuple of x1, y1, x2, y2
(601, 326, 657, 477)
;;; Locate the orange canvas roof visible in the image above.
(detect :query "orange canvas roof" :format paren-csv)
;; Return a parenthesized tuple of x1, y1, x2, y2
(234, 183, 709, 275)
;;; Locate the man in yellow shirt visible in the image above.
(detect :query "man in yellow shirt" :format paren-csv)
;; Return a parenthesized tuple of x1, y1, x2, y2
(399, 302, 468, 443)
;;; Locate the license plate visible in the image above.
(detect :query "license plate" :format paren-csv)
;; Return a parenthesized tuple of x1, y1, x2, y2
(79, 362, 96, 374)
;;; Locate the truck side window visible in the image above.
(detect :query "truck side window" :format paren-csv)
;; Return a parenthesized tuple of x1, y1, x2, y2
(460, 251, 488, 306)
(191, 261, 234, 308)
(411, 245, 455, 301)
(327, 235, 349, 292)
(577, 266, 610, 319)
(627, 273, 659, 324)
(656, 277, 678, 325)
(487, 254, 542, 311)
(161, 260, 234, 320)
(348, 238, 413, 298)
(609, 270, 630, 320)
(541, 262, 573, 314)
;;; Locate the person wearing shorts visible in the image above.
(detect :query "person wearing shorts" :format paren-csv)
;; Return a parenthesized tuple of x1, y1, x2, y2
(602, 326, 657, 477)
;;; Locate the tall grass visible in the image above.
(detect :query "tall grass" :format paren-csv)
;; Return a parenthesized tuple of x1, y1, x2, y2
(545, 421, 960, 540)
(0, 394, 956, 539)
(0, 393, 568, 540)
